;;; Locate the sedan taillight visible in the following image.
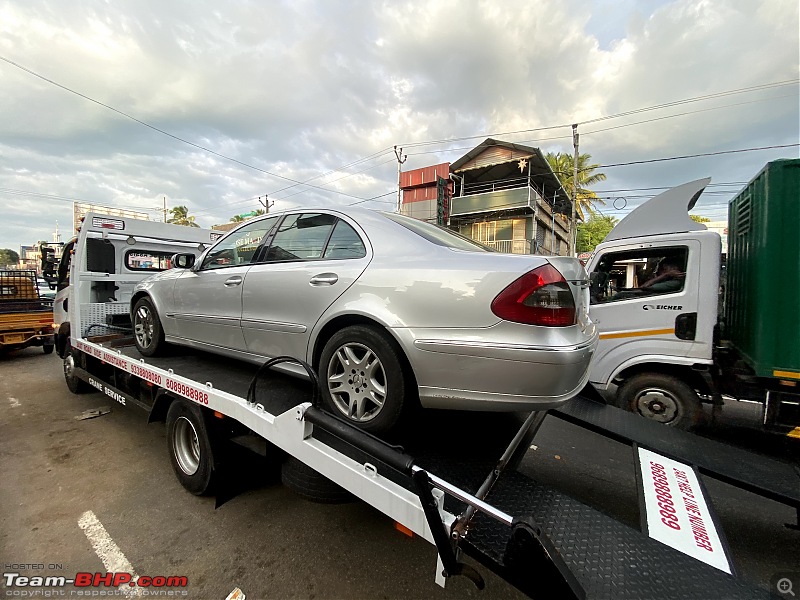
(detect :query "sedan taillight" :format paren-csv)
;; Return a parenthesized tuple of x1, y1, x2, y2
(491, 264, 576, 327)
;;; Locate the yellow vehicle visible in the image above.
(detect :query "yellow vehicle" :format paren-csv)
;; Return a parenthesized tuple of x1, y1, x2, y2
(0, 270, 55, 354)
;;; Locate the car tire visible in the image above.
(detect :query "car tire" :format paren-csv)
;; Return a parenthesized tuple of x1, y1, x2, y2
(281, 456, 353, 504)
(63, 342, 91, 394)
(319, 325, 407, 435)
(617, 373, 703, 431)
(166, 400, 216, 496)
(132, 296, 166, 357)
(43, 343, 55, 354)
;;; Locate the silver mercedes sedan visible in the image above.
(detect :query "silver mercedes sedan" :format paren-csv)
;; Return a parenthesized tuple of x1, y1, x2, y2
(131, 208, 598, 433)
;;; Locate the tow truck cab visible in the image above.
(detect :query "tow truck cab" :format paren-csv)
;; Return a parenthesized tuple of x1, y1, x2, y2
(51, 214, 220, 357)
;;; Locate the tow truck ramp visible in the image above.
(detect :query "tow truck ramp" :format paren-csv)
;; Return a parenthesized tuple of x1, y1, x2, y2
(66, 334, 780, 599)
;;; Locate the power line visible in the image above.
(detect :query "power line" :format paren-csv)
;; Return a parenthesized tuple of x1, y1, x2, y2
(0, 187, 160, 212)
(580, 80, 798, 126)
(397, 79, 798, 150)
(400, 123, 571, 149)
(595, 143, 798, 169)
(266, 147, 396, 196)
(4, 52, 797, 223)
(191, 156, 399, 218)
(584, 93, 799, 137)
(593, 182, 747, 193)
(0, 55, 375, 202)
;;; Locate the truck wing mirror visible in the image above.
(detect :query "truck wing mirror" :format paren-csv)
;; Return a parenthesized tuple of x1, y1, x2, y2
(171, 253, 196, 269)
(589, 271, 609, 300)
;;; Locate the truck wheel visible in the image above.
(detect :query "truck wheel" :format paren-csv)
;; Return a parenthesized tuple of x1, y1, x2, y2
(319, 325, 407, 435)
(617, 373, 703, 430)
(133, 297, 166, 357)
(63, 346, 91, 394)
(43, 343, 55, 355)
(166, 401, 216, 496)
(281, 456, 353, 504)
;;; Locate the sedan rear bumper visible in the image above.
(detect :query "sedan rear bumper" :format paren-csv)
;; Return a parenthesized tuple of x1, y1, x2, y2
(399, 329, 597, 411)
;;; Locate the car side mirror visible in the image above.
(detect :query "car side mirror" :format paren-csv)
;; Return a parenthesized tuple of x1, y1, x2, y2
(171, 253, 196, 269)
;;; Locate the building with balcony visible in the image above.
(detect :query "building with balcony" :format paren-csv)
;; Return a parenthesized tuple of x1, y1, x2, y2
(400, 139, 573, 255)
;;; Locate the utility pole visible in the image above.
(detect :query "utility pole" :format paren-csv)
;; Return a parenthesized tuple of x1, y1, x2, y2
(258, 195, 273, 214)
(394, 146, 407, 213)
(570, 124, 579, 256)
(163, 197, 167, 223)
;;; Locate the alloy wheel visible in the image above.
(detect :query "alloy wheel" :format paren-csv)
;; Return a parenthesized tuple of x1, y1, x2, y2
(327, 343, 387, 422)
(134, 304, 154, 349)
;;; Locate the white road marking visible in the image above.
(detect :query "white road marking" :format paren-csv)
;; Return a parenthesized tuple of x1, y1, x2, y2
(78, 510, 142, 597)
(9, 397, 21, 408)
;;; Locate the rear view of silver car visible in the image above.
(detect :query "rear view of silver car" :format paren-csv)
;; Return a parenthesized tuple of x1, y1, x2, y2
(132, 209, 597, 433)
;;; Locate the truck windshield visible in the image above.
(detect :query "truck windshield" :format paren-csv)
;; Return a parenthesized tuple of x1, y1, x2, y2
(590, 246, 689, 303)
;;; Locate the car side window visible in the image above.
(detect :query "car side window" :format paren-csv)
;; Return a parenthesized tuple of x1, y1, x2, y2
(264, 213, 336, 262)
(590, 246, 689, 304)
(201, 217, 278, 270)
(323, 220, 366, 259)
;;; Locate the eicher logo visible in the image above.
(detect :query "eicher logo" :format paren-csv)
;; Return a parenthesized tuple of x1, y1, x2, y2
(643, 304, 683, 311)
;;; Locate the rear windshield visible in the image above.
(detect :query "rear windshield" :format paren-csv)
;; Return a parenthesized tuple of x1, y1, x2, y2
(383, 213, 491, 252)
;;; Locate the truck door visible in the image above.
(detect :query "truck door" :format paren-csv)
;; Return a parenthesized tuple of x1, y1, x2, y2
(588, 241, 702, 387)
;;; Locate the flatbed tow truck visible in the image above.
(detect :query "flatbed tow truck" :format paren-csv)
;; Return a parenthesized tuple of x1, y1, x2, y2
(54, 213, 799, 599)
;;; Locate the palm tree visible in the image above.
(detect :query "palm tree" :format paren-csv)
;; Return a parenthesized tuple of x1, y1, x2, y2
(229, 214, 245, 223)
(167, 205, 200, 227)
(545, 152, 607, 221)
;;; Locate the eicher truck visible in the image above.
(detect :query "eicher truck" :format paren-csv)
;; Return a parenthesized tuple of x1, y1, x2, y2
(586, 158, 799, 434)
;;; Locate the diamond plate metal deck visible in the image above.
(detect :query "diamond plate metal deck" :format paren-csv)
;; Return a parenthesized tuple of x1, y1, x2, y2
(464, 469, 763, 600)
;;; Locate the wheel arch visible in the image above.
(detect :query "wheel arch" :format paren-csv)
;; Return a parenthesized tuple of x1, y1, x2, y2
(130, 290, 152, 314)
(56, 321, 71, 358)
(611, 361, 712, 398)
(310, 314, 419, 396)
(148, 390, 175, 423)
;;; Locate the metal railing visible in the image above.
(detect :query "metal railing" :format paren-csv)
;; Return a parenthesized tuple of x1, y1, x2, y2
(462, 176, 530, 195)
(482, 239, 532, 254)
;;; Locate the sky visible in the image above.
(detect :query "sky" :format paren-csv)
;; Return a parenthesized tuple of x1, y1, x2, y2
(1, 0, 798, 252)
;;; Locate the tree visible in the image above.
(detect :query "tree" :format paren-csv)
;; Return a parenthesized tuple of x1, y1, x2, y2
(690, 214, 711, 223)
(545, 152, 607, 221)
(0, 248, 19, 267)
(576, 214, 617, 254)
(167, 206, 200, 227)
(230, 209, 265, 223)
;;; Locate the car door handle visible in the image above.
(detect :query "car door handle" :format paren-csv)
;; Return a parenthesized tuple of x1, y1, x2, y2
(224, 276, 243, 287)
(310, 273, 338, 286)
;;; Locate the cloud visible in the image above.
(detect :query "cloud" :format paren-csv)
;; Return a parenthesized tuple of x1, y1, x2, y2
(0, 0, 797, 251)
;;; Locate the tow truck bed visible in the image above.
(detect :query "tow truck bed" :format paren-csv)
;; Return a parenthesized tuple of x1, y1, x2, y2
(84, 342, 767, 599)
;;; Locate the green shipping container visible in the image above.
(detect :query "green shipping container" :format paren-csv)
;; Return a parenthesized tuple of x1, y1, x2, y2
(724, 158, 800, 380)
